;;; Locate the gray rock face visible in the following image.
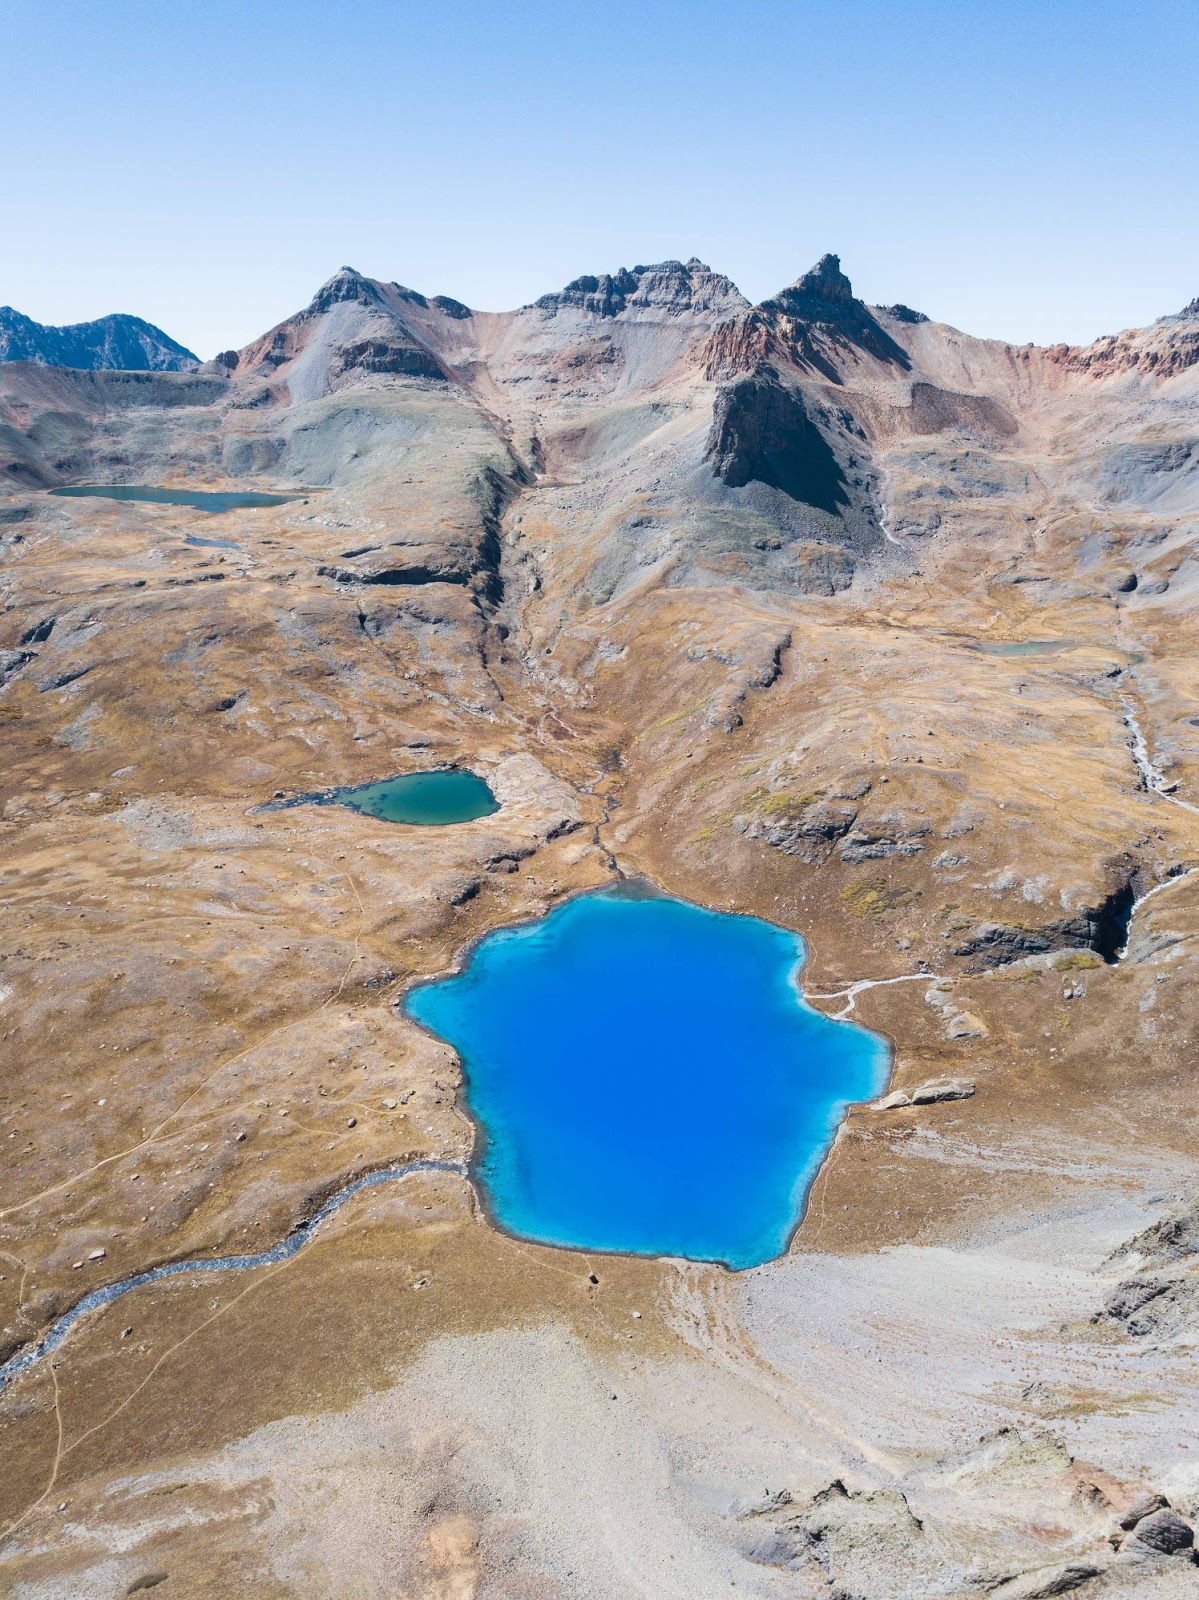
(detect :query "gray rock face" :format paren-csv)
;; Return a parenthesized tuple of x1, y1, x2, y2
(989, 1563, 1103, 1599)
(431, 294, 472, 320)
(741, 1477, 927, 1588)
(1103, 1277, 1169, 1323)
(535, 258, 747, 319)
(875, 1078, 975, 1111)
(705, 365, 850, 513)
(335, 337, 444, 380)
(747, 796, 858, 864)
(835, 808, 931, 864)
(0, 648, 35, 687)
(1098, 1272, 1199, 1339)
(0, 306, 197, 370)
(1127, 1507, 1194, 1555)
(1119, 1492, 1169, 1530)
(310, 267, 386, 313)
(881, 302, 930, 324)
(953, 875, 1137, 968)
(1112, 1200, 1199, 1270)
(904, 381, 1019, 439)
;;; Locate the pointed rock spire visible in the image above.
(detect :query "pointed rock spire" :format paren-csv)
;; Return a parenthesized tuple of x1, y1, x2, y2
(763, 254, 856, 316)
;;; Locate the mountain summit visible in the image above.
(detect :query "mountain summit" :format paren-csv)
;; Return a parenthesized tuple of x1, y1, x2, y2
(0, 306, 197, 371)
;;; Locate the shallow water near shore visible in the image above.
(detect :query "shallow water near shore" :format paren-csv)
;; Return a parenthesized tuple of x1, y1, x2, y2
(405, 886, 889, 1269)
(51, 484, 304, 512)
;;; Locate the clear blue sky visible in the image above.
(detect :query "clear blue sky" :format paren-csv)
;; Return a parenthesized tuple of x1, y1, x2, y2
(4, 0, 1196, 357)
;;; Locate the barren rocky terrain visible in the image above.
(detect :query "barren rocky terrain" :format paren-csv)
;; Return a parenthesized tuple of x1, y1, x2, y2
(2, 253, 1198, 1597)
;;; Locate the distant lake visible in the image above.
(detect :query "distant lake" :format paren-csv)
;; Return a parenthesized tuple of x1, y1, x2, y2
(305, 769, 500, 826)
(50, 485, 305, 513)
(185, 532, 239, 549)
(405, 886, 888, 1269)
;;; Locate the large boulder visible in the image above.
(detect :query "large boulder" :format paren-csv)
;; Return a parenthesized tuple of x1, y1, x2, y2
(1127, 1507, 1195, 1556)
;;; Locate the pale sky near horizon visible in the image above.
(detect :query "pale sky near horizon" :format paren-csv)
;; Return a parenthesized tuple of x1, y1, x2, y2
(4, 0, 1196, 359)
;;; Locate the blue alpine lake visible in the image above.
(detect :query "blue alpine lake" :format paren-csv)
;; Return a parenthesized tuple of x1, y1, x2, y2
(50, 484, 305, 513)
(404, 886, 889, 1269)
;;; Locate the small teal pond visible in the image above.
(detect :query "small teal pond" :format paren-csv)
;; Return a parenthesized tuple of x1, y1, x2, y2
(971, 638, 1073, 657)
(405, 886, 889, 1269)
(185, 532, 240, 549)
(322, 769, 498, 825)
(51, 485, 303, 513)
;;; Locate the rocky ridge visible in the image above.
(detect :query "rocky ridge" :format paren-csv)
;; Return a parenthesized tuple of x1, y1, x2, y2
(0, 305, 198, 371)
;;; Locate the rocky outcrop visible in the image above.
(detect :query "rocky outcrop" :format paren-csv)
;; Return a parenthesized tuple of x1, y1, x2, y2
(1052, 304, 1199, 381)
(318, 561, 469, 588)
(838, 812, 931, 863)
(874, 1078, 975, 1111)
(1123, 1507, 1195, 1557)
(534, 259, 747, 320)
(1096, 1271, 1199, 1340)
(705, 365, 850, 513)
(701, 630, 793, 732)
(431, 295, 472, 320)
(1118, 1492, 1169, 1530)
(740, 1477, 928, 1590)
(1109, 1198, 1199, 1270)
(743, 792, 858, 863)
(335, 337, 445, 380)
(880, 303, 929, 324)
(953, 876, 1138, 968)
(988, 1562, 1103, 1599)
(0, 306, 197, 371)
(0, 648, 35, 687)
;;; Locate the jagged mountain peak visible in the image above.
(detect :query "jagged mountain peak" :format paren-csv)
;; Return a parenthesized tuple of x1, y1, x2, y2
(791, 252, 855, 304)
(533, 258, 747, 319)
(308, 267, 387, 314)
(705, 252, 910, 382)
(760, 253, 858, 317)
(1161, 295, 1199, 323)
(0, 305, 198, 371)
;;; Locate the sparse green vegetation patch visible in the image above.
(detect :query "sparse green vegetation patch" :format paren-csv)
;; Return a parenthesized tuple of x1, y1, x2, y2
(841, 875, 918, 921)
(761, 790, 818, 821)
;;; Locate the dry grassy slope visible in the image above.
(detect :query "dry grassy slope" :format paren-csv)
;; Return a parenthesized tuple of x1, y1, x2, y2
(2, 259, 1199, 1596)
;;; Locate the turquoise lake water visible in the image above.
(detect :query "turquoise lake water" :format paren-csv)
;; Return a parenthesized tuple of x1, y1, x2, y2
(324, 769, 498, 825)
(51, 485, 303, 512)
(404, 887, 889, 1269)
(972, 638, 1072, 657)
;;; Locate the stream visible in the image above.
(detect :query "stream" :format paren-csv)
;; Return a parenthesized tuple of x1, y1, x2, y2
(1120, 699, 1199, 952)
(0, 1160, 466, 1394)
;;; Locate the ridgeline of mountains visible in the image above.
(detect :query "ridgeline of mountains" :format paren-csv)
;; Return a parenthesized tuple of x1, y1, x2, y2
(5, 257, 1197, 378)
(0, 305, 198, 371)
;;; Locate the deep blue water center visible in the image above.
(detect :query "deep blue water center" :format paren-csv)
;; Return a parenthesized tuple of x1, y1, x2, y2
(404, 886, 889, 1269)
